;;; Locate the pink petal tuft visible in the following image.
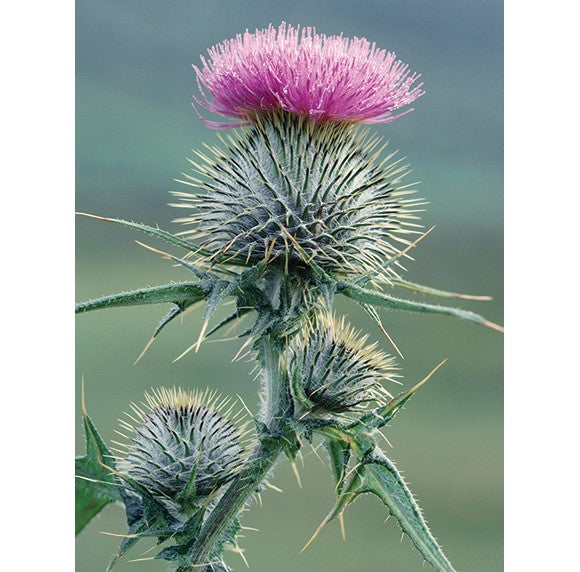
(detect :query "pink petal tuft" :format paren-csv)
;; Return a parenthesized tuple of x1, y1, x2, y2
(193, 23, 424, 129)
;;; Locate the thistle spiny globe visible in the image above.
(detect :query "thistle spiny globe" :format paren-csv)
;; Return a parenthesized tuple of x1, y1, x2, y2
(173, 112, 425, 280)
(116, 388, 247, 503)
(290, 313, 399, 414)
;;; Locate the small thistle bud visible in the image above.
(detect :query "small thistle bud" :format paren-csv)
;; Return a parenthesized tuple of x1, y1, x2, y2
(289, 314, 399, 414)
(115, 388, 247, 507)
(172, 112, 424, 280)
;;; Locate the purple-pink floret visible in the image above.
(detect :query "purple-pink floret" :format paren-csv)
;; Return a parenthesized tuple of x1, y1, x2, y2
(193, 23, 424, 129)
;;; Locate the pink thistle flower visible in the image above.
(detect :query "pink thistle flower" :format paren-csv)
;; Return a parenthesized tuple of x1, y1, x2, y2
(193, 23, 424, 129)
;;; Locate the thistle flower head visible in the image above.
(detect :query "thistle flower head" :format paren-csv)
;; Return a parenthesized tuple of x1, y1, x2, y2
(193, 23, 424, 128)
(116, 388, 247, 506)
(173, 112, 424, 280)
(289, 313, 399, 414)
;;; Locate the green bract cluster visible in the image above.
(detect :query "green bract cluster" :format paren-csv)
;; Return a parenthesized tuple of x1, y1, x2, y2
(78, 388, 247, 572)
(289, 313, 398, 416)
(117, 388, 247, 505)
(172, 112, 423, 281)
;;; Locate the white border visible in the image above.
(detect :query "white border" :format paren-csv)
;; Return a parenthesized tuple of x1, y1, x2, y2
(505, 1, 578, 570)
(2, 1, 579, 570)
(2, 1, 75, 569)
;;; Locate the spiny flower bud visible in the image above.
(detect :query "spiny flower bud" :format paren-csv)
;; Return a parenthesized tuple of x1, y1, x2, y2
(114, 388, 248, 506)
(172, 111, 424, 281)
(193, 22, 423, 129)
(289, 314, 399, 414)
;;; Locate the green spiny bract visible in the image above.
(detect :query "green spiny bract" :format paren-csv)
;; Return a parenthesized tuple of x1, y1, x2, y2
(115, 388, 248, 512)
(289, 313, 399, 418)
(172, 111, 424, 281)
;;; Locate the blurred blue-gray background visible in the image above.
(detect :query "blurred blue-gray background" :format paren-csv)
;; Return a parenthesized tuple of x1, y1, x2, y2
(76, 1, 503, 570)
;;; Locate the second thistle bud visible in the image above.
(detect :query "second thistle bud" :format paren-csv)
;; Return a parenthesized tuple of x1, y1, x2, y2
(115, 387, 247, 512)
(289, 314, 399, 416)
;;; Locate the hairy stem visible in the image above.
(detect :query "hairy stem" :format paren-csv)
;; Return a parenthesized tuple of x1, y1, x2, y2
(187, 335, 292, 568)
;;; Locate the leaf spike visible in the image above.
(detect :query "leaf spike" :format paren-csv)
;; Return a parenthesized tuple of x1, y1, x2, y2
(301, 477, 359, 553)
(370, 359, 447, 427)
(265, 482, 284, 493)
(309, 443, 327, 467)
(134, 240, 214, 279)
(99, 532, 139, 539)
(230, 544, 250, 568)
(339, 513, 346, 541)
(289, 459, 303, 489)
(361, 303, 404, 359)
(377, 321, 403, 360)
(172, 339, 198, 363)
(377, 430, 394, 449)
(408, 358, 448, 395)
(482, 319, 504, 333)
(232, 336, 255, 363)
(235, 394, 254, 419)
(300, 515, 331, 553)
(81, 374, 88, 418)
(133, 336, 156, 366)
(264, 237, 278, 263)
(179, 299, 206, 319)
(357, 225, 436, 285)
(194, 319, 210, 353)
(391, 278, 493, 301)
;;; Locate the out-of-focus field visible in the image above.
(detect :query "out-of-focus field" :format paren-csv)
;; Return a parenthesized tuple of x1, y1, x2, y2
(76, 1, 503, 570)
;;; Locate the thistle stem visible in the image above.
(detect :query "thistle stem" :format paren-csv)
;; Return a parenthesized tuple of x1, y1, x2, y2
(187, 334, 292, 568)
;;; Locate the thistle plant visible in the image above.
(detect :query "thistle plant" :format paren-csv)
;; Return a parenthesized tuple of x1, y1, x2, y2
(76, 23, 502, 572)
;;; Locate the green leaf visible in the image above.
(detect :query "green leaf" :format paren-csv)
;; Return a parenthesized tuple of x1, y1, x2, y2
(324, 438, 351, 494)
(205, 306, 253, 339)
(105, 472, 178, 571)
(356, 359, 448, 431)
(301, 468, 362, 552)
(75, 478, 113, 536)
(340, 281, 503, 332)
(75, 282, 207, 314)
(391, 278, 492, 301)
(76, 213, 236, 262)
(75, 392, 121, 535)
(361, 449, 455, 572)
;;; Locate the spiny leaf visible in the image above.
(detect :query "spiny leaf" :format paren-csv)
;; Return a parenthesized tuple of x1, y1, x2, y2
(188, 280, 240, 355)
(135, 239, 234, 280)
(105, 515, 177, 572)
(356, 226, 436, 286)
(356, 359, 448, 430)
(75, 385, 121, 535)
(359, 302, 404, 358)
(340, 281, 503, 332)
(360, 449, 456, 572)
(301, 469, 362, 552)
(104, 470, 178, 571)
(325, 438, 351, 494)
(205, 306, 253, 339)
(75, 282, 207, 314)
(391, 278, 492, 301)
(77, 212, 246, 265)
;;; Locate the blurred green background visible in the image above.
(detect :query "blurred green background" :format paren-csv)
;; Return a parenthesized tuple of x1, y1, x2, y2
(76, 1, 503, 570)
